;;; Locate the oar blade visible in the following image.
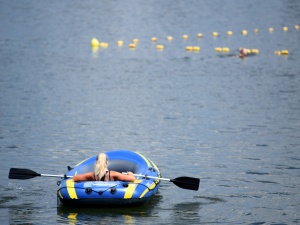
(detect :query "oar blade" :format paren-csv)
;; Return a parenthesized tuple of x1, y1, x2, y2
(171, 176, 200, 191)
(9, 168, 41, 180)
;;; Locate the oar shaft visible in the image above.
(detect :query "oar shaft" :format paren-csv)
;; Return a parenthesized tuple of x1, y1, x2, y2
(10, 168, 199, 190)
(127, 173, 200, 191)
(40, 174, 73, 178)
(9, 168, 73, 180)
(131, 173, 170, 181)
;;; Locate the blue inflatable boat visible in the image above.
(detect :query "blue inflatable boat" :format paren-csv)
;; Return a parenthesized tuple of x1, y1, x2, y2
(57, 150, 161, 206)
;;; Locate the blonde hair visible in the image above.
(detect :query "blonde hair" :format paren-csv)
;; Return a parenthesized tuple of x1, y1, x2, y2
(94, 153, 108, 180)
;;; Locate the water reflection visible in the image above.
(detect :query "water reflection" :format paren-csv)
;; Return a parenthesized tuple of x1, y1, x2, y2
(91, 46, 99, 58)
(57, 194, 162, 224)
(172, 202, 202, 224)
(8, 206, 37, 225)
(194, 195, 226, 204)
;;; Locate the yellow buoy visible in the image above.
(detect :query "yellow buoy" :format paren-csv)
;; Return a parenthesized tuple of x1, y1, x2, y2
(242, 30, 248, 35)
(251, 49, 259, 54)
(91, 38, 100, 47)
(283, 26, 288, 32)
(156, 45, 164, 50)
(186, 46, 193, 51)
(222, 47, 230, 52)
(212, 32, 218, 37)
(129, 43, 136, 48)
(197, 33, 203, 38)
(117, 40, 123, 46)
(183, 34, 188, 39)
(254, 28, 259, 33)
(133, 39, 139, 43)
(151, 37, 157, 42)
(215, 47, 222, 52)
(269, 27, 274, 32)
(246, 49, 251, 54)
(193, 46, 200, 51)
(167, 36, 173, 41)
(294, 25, 299, 30)
(274, 51, 281, 55)
(281, 50, 289, 55)
(227, 31, 233, 36)
(100, 42, 108, 48)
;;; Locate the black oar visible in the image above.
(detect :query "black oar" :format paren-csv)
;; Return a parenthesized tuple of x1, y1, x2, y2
(8, 168, 72, 180)
(126, 173, 200, 191)
(9, 168, 200, 191)
(171, 176, 200, 191)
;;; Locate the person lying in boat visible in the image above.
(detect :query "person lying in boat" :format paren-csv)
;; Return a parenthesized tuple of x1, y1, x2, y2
(73, 153, 136, 182)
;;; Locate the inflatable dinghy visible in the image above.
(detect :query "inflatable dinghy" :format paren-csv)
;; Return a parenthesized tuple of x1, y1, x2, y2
(57, 150, 161, 206)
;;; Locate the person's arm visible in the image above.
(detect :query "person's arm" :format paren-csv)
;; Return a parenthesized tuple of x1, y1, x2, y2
(73, 172, 94, 182)
(110, 171, 136, 182)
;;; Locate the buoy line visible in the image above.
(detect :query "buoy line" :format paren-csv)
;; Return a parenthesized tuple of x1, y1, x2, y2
(90, 24, 298, 56)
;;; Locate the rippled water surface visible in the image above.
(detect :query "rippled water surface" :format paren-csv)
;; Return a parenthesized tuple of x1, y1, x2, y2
(1, 0, 300, 224)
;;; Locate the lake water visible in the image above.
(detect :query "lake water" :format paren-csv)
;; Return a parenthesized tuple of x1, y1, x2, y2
(1, 0, 300, 224)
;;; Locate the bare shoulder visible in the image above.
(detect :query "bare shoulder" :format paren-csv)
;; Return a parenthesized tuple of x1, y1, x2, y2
(109, 170, 122, 178)
(110, 170, 136, 182)
(73, 172, 94, 181)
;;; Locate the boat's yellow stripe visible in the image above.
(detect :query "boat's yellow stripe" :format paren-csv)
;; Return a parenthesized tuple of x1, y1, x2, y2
(75, 157, 90, 166)
(139, 179, 160, 198)
(139, 189, 148, 199)
(124, 180, 142, 199)
(136, 152, 151, 167)
(149, 159, 160, 174)
(66, 179, 78, 199)
(57, 190, 63, 199)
